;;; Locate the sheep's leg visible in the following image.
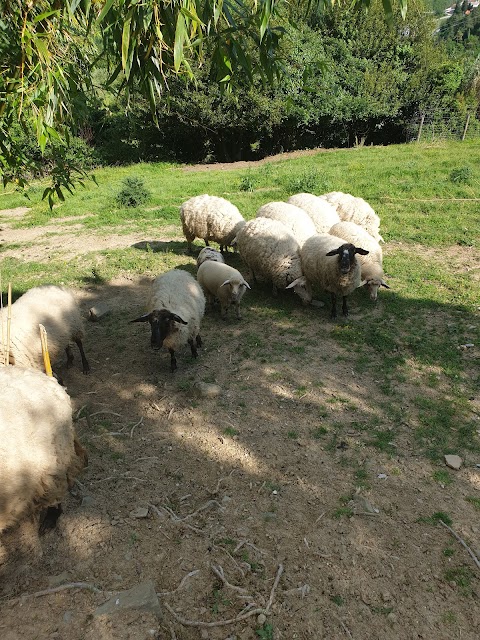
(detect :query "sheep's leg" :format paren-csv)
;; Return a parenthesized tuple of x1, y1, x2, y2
(188, 338, 199, 359)
(342, 296, 349, 317)
(330, 293, 338, 319)
(65, 344, 74, 368)
(169, 348, 178, 372)
(39, 504, 63, 535)
(204, 239, 210, 247)
(220, 303, 228, 320)
(196, 334, 203, 348)
(235, 302, 242, 320)
(272, 283, 278, 297)
(75, 338, 90, 374)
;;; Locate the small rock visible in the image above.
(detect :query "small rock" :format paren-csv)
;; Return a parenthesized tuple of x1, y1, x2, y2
(81, 495, 94, 507)
(377, 474, 387, 479)
(88, 302, 111, 322)
(353, 495, 379, 515)
(63, 611, 73, 624)
(193, 382, 222, 398)
(94, 580, 161, 619)
(444, 454, 462, 470)
(387, 612, 397, 624)
(200, 630, 209, 640)
(130, 507, 149, 519)
(257, 613, 267, 625)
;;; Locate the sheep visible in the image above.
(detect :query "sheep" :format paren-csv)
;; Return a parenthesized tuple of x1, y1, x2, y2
(0, 285, 90, 375)
(329, 221, 390, 301)
(319, 191, 383, 243)
(287, 193, 340, 233)
(255, 201, 317, 247)
(235, 217, 312, 304)
(180, 194, 246, 253)
(130, 269, 205, 372)
(0, 366, 87, 535)
(300, 233, 369, 318)
(197, 261, 251, 320)
(196, 246, 226, 269)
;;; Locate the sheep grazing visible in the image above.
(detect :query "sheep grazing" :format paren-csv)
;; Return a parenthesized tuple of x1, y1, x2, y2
(235, 217, 312, 304)
(329, 221, 390, 301)
(301, 234, 369, 318)
(287, 193, 340, 233)
(0, 366, 87, 535)
(196, 246, 226, 269)
(320, 191, 383, 243)
(255, 201, 316, 247)
(197, 261, 251, 320)
(0, 285, 90, 375)
(131, 269, 205, 372)
(180, 194, 246, 253)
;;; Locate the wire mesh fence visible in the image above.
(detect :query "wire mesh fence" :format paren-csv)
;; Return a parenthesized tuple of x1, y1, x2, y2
(407, 110, 480, 142)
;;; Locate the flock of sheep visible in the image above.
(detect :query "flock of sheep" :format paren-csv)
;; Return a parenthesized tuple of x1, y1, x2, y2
(0, 189, 388, 549)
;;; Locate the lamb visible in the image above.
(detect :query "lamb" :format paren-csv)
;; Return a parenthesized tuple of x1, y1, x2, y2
(0, 366, 87, 535)
(235, 217, 312, 304)
(329, 221, 390, 301)
(319, 191, 383, 243)
(180, 194, 246, 253)
(300, 233, 369, 318)
(255, 201, 317, 247)
(196, 246, 226, 269)
(130, 269, 206, 372)
(197, 261, 251, 320)
(0, 285, 90, 375)
(287, 193, 340, 233)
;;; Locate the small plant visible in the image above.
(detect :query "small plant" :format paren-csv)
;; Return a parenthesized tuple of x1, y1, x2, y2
(449, 166, 471, 184)
(287, 430, 298, 439)
(466, 496, 480, 510)
(286, 169, 319, 193)
(444, 566, 474, 594)
(256, 622, 274, 639)
(330, 595, 344, 606)
(312, 426, 328, 439)
(443, 547, 455, 557)
(433, 470, 454, 486)
(239, 174, 256, 192)
(224, 426, 239, 437)
(116, 176, 150, 207)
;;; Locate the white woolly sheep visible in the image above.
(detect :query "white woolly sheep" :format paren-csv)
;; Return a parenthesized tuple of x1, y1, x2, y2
(287, 193, 340, 233)
(235, 217, 311, 304)
(255, 201, 317, 247)
(0, 366, 87, 535)
(131, 269, 206, 372)
(180, 194, 246, 253)
(301, 233, 369, 318)
(196, 246, 226, 269)
(0, 285, 90, 375)
(320, 191, 383, 243)
(197, 261, 251, 320)
(329, 221, 390, 301)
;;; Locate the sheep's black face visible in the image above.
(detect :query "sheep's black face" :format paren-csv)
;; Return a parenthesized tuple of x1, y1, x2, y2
(130, 309, 188, 350)
(326, 243, 369, 274)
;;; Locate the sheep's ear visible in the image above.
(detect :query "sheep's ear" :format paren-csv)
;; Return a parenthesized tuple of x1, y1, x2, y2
(355, 247, 369, 255)
(220, 280, 231, 287)
(286, 276, 307, 289)
(243, 280, 251, 290)
(381, 280, 390, 289)
(171, 313, 188, 325)
(130, 313, 152, 323)
(326, 248, 340, 257)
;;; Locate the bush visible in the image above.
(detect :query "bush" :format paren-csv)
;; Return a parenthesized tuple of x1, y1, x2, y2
(115, 177, 150, 207)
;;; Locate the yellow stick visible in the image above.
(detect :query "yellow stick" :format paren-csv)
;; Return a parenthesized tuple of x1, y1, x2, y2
(6, 282, 12, 367)
(0, 272, 4, 365)
(39, 324, 53, 377)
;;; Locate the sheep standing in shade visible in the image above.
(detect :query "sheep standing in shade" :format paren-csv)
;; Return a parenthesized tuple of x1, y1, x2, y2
(180, 194, 245, 253)
(255, 202, 316, 247)
(196, 247, 226, 269)
(131, 269, 205, 372)
(197, 261, 250, 320)
(0, 285, 90, 375)
(287, 193, 340, 233)
(329, 221, 389, 301)
(301, 234, 369, 318)
(320, 191, 383, 243)
(235, 217, 311, 304)
(0, 366, 87, 535)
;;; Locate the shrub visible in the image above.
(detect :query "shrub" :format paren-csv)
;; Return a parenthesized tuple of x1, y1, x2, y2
(115, 177, 150, 207)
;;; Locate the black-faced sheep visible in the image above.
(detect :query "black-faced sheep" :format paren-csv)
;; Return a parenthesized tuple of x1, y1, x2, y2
(301, 234, 369, 318)
(131, 269, 205, 372)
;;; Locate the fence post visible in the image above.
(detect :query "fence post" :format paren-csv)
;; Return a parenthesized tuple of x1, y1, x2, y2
(417, 113, 425, 142)
(462, 113, 471, 141)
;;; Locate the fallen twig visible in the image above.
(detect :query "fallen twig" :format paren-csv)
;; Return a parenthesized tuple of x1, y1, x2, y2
(334, 616, 353, 639)
(265, 563, 284, 613)
(89, 410, 123, 418)
(439, 519, 480, 571)
(207, 469, 236, 495)
(130, 416, 144, 438)
(9, 582, 103, 604)
(233, 540, 267, 556)
(182, 500, 222, 521)
(163, 602, 266, 628)
(158, 570, 200, 596)
(211, 564, 250, 595)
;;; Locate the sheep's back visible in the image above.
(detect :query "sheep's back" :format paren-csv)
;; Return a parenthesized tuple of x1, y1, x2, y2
(329, 222, 382, 265)
(301, 234, 361, 295)
(287, 193, 340, 233)
(256, 202, 316, 247)
(0, 366, 80, 532)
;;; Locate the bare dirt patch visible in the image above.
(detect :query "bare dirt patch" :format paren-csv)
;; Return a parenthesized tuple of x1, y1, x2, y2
(182, 148, 329, 172)
(0, 228, 479, 639)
